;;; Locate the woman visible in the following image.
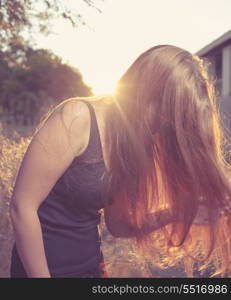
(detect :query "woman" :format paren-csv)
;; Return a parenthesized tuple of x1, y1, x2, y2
(10, 45, 231, 278)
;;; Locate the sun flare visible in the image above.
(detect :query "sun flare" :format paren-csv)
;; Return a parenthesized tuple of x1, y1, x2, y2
(90, 76, 117, 95)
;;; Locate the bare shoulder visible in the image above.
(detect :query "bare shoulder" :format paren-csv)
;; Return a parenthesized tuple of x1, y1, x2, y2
(57, 98, 90, 120)
(55, 98, 91, 157)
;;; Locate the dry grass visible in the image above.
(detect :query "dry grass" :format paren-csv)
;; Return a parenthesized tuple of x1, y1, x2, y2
(0, 122, 31, 277)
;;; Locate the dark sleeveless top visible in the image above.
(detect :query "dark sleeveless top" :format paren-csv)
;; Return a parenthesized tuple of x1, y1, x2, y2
(11, 99, 107, 277)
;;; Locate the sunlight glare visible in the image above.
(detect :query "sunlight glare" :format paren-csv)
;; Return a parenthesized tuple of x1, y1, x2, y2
(90, 76, 117, 95)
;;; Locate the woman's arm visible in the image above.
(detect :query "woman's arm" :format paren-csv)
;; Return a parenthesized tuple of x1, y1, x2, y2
(104, 200, 174, 238)
(104, 201, 215, 238)
(10, 100, 89, 277)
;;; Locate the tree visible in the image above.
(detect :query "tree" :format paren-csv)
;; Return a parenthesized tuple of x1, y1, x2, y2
(0, 0, 102, 50)
(0, 47, 92, 127)
(0, 0, 98, 131)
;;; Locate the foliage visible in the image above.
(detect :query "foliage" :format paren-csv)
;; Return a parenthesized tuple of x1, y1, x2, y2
(0, 46, 92, 129)
(0, 126, 30, 277)
(0, 0, 98, 132)
(0, 0, 102, 50)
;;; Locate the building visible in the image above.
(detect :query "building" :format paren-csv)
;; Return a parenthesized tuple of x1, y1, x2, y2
(196, 30, 231, 161)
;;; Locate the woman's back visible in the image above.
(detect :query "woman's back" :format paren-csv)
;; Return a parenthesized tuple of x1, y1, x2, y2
(10, 99, 108, 277)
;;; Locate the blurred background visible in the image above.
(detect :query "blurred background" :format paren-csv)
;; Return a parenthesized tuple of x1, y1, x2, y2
(0, 0, 230, 277)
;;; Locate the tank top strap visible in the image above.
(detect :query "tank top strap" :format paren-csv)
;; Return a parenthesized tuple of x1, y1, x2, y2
(74, 99, 104, 163)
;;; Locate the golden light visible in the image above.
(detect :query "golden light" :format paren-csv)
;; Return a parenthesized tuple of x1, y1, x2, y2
(90, 76, 117, 95)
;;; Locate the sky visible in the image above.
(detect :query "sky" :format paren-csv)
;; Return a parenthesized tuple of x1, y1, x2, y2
(35, 0, 231, 94)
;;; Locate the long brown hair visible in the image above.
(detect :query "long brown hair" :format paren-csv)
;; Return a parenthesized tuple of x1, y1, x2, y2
(101, 45, 231, 277)
(34, 45, 231, 277)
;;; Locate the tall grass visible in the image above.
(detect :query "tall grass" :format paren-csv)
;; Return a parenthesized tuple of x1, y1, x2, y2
(0, 123, 30, 277)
